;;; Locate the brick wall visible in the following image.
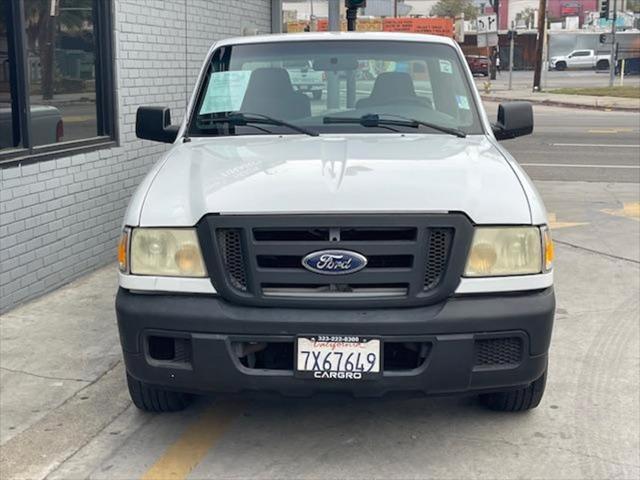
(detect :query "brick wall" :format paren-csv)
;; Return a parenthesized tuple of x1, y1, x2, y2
(0, 0, 273, 313)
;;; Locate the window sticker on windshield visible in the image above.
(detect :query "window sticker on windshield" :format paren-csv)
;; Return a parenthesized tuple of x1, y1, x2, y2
(456, 95, 470, 110)
(199, 71, 252, 114)
(439, 59, 453, 74)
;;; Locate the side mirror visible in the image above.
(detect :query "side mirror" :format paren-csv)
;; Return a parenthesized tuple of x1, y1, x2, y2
(493, 102, 533, 140)
(136, 107, 179, 143)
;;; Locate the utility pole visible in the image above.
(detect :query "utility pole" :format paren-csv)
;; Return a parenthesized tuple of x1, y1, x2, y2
(491, 0, 499, 80)
(394, 0, 398, 17)
(345, 1, 365, 107)
(508, 30, 516, 90)
(608, 0, 618, 87)
(532, 0, 547, 91)
(327, 0, 340, 109)
(346, 6, 358, 31)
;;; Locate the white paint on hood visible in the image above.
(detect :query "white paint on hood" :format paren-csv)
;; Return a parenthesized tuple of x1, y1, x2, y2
(135, 133, 533, 226)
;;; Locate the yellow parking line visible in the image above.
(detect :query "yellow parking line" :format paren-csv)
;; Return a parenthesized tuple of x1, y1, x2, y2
(548, 213, 589, 230)
(141, 402, 244, 480)
(601, 202, 640, 222)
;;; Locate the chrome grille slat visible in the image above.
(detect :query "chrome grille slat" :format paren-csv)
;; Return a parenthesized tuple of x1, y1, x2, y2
(262, 286, 408, 298)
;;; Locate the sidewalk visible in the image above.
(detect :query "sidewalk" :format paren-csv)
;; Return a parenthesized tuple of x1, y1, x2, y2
(480, 87, 640, 111)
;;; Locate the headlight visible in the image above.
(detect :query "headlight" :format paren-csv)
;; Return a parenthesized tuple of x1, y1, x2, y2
(129, 228, 207, 277)
(464, 227, 544, 277)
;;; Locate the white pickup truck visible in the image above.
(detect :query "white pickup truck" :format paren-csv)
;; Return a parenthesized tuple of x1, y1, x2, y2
(284, 60, 325, 100)
(550, 49, 610, 71)
(0, 104, 64, 148)
(117, 32, 555, 414)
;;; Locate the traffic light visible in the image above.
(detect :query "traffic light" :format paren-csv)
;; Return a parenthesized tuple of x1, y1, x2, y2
(600, 0, 610, 19)
(345, 0, 366, 9)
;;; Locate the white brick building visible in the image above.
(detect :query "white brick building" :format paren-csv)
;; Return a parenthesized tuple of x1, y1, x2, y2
(0, 0, 278, 312)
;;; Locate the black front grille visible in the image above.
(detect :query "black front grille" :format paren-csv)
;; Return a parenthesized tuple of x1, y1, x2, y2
(424, 228, 453, 289)
(200, 214, 473, 308)
(474, 337, 523, 367)
(216, 229, 248, 291)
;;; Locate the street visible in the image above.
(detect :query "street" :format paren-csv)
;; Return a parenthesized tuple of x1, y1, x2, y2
(475, 69, 640, 91)
(490, 102, 640, 183)
(1, 102, 639, 480)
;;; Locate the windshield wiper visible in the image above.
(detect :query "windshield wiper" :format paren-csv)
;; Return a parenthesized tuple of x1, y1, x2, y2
(323, 113, 466, 138)
(197, 112, 318, 137)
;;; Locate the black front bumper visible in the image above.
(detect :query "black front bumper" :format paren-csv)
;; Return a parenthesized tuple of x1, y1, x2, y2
(116, 287, 555, 397)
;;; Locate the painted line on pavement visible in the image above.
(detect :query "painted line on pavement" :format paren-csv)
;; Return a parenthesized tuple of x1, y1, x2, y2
(550, 143, 640, 148)
(587, 128, 634, 134)
(141, 401, 244, 480)
(548, 213, 589, 230)
(600, 202, 640, 222)
(521, 163, 640, 169)
(62, 115, 96, 123)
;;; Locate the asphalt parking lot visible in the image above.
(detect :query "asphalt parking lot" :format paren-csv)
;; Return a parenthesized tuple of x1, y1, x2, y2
(1, 102, 639, 480)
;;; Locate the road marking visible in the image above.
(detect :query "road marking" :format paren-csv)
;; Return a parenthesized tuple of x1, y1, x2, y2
(587, 128, 634, 134)
(600, 202, 640, 222)
(521, 163, 640, 169)
(548, 213, 589, 229)
(550, 143, 640, 148)
(62, 115, 96, 123)
(141, 402, 244, 480)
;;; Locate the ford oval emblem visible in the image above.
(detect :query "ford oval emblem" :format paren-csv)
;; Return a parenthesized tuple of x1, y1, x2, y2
(302, 250, 368, 275)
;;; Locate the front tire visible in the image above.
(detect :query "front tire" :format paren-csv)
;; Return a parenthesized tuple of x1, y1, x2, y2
(555, 62, 566, 71)
(127, 373, 192, 412)
(479, 368, 547, 412)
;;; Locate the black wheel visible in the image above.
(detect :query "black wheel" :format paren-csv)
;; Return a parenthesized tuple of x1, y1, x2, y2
(596, 59, 609, 70)
(126, 373, 192, 412)
(479, 368, 547, 412)
(555, 62, 566, 71)
(312, 90, 322, 100)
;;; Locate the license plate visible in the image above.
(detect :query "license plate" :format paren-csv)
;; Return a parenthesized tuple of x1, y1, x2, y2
(295, 336, 381, 380)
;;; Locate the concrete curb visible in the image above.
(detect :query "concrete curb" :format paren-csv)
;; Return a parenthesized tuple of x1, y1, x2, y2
(480, 94, 640, 112)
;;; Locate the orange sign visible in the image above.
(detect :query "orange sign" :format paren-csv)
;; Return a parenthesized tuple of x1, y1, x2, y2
(285, 21, 309, 33)
(286, 17, 453, 37)
(315, 18, 383, 32)
(383, 18, 454, 37)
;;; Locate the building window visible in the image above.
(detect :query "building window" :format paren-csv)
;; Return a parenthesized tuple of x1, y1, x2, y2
(0, 0, 115, 166)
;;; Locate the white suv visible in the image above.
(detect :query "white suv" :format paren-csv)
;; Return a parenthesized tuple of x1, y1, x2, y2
(116, 32, 555, 413)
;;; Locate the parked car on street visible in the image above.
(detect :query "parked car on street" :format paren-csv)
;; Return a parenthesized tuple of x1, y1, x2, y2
(117, 32, 555, 414)
(465, 55, 490, 76)
(0, 104, 63, 148)
(549, 49, 610, 71)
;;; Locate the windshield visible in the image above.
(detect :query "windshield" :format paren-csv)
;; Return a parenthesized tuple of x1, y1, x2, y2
(189, 40, 483, 137)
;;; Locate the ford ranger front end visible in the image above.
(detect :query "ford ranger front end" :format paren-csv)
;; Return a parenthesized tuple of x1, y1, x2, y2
(116, 32, 555, 413)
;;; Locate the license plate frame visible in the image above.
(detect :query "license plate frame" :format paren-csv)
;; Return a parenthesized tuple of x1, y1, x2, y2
(295, 335, 382, 380)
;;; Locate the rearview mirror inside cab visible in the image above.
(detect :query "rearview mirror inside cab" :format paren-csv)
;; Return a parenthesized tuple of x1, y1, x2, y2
(493, 102, 534, 141)
(136, 107, 179, 143)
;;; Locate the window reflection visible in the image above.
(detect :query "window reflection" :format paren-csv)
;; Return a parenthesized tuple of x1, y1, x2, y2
(0, 3, 18, 150)
(24, 0, 97, 145)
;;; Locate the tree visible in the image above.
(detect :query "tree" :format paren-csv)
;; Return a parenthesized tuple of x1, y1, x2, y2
(430, 0, 478, 20)
(24, 0, 92, 100)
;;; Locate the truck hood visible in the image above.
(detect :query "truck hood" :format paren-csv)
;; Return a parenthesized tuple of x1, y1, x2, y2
(139, 134, 531, 226)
